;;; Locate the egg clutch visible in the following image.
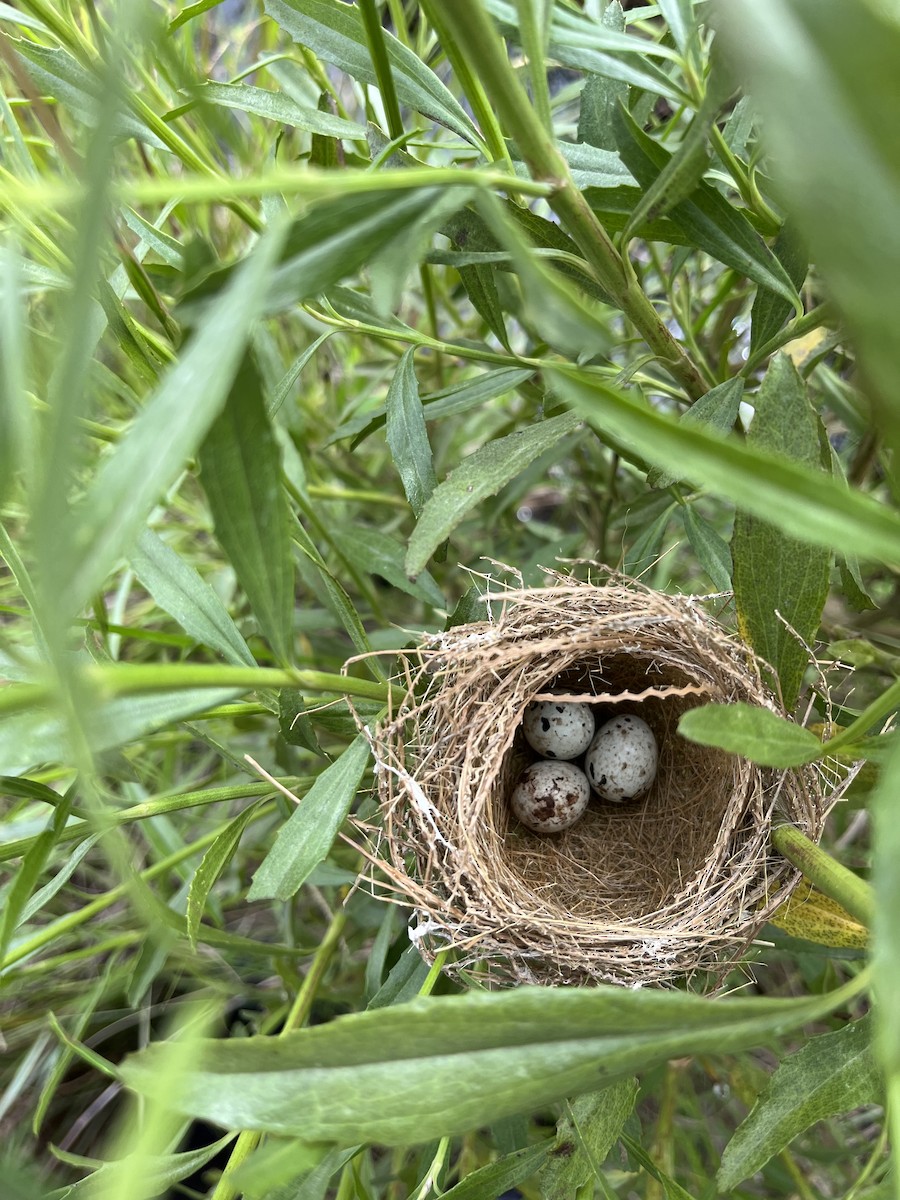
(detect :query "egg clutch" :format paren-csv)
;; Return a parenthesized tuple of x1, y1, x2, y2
(510, 700, 658, 833)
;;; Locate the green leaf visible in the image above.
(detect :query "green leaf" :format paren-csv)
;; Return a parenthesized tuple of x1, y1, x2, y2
(0, 787, 73, 966)
(718, 1015, 881, 1190)
(657, 0, 696, 56)
(554, 367, 900, 566)
(718, 0, 900, 434)
(539, 1080, 638, 1199)
(621, 1134, 694, 1200)
(649, 377, 743, 490)
(189, 81, 366, 139)
(61, 1136, 236, 1198)
(732, 355, 831, 708)
(121, 974, 863, 1147)
(328, 366, 532, 447)
(456, 263, 510, 350)
(247, 734, 370, 901)
(13, 40, 166, 148)
(0, 688, 242, 774)
(330, 525, 443, 608)
(623, 502, 676, 577)
(678, 702, 822, 768)
(186, 801, 266, 950)
(681, 507, 733, 592)
(199, 352, 294, 663)
(385, 349, 437, 518)
(624, 56, 734, 238)
(55, 221, 289, 618)
(486, 0, 688, 103)
(614, 103, 800, 308)
(442, 1142, 551, 1200)
(182, 189, 468, 318)
(577, 2, 627, 151)
(264, 0, 481, 145)
(750, 223, 809, 355)
(405, 412, 582, 579)
(130, 529, 256, 667)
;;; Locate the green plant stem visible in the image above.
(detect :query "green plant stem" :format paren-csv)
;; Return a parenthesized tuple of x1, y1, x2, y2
(824, 677, 900, 754)
(0, 664, 399, 711)
(422, 0, 707, 400)
(210, 906, 349, 1200)
(358, 0, 404, 141)
(741, 304, 834, 376)
(772, 825, 874, 927)
(1, 164, 555, 216)
(423, 4, 511, 167)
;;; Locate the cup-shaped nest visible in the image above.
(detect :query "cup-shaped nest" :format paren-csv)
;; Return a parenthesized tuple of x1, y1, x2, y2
(356, 574, 827, 987)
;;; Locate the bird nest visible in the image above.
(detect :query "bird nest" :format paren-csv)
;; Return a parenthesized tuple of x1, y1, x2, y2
(349, 570, 830, 987)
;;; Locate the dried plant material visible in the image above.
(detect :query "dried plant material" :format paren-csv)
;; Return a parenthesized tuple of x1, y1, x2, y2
(347, 569, 830, 987)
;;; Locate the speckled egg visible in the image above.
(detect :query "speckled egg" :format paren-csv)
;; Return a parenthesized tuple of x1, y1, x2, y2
(522, 700, 595, 760)
(585, 713, 658, 803)
(510, 760, 591, 833)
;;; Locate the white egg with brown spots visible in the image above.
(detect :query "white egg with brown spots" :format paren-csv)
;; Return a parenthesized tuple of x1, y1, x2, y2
(522, 700, 595, 760)
(585, 714, 658, 803)
(510, 760, 590, 833)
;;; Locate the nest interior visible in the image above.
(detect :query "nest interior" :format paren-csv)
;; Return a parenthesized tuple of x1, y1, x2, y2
(362, 575, 824, 987)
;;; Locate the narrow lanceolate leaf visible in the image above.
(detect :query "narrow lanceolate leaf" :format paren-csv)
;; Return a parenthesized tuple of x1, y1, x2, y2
(121, 975, 862, 1147)
(614, 104, 800, 308)
(131, 529, 256, 667)
(186, 801, 267, 950)
(681, 507, 733, 592)
(61, 1136, 236, 1199)
(441, 1142, 550, 1200)
(719, 0, 900, 436)
(189, 82, 366, 139)
(405, 412, 582, 579)
(264, 0, 481, 145)
(56, 222, 288, 618)
(199, 352, 294, 664)
(0, 787, 73, 965)
(577, 2, 627, 151)
(650, 378, 744, 492)
(732, 355, 832, 708)
(539, 1080, 638, 1200)
(624, 56, 734, 238)
(248, 734, 370, 901)
(330, 525, 443, 608)
(385, 349, 437, 518)
(678, 702, 822, 768)
(13, 40, 166, 147)
(717, 1015, 881, 1191)
(553, 368, 900, 566)
(750, 223, 809, 355)
(181, 189, 469, 319)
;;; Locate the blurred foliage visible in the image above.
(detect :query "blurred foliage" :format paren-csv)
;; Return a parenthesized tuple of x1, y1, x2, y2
(0, 0, 896, 1197)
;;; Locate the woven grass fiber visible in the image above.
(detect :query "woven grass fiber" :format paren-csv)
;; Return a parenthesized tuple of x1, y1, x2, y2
(351, 569, 830, 987)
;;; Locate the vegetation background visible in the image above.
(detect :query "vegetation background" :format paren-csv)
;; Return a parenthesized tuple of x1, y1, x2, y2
(0, 0, 898, 1197)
